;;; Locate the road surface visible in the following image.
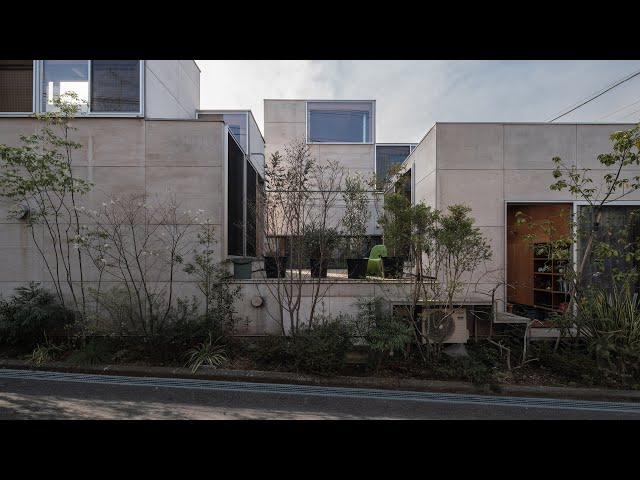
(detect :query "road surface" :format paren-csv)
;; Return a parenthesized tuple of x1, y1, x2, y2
(0, 369, 638, 419)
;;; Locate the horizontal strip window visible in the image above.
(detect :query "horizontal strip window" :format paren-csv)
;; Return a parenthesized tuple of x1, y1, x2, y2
(1, 60, 143, 116)
(307, 101, 373, 143)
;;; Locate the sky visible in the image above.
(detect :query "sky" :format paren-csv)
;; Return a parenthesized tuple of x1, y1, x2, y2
(196, 60, 640, 143)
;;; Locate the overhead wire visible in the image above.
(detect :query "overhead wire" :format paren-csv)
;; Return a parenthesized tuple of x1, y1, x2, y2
(547, 68, 640, 122)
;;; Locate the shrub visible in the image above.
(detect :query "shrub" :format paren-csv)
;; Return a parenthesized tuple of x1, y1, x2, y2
(351, 297, 413, 354)
(66, 338, 113, 366)
(26, 336, 64, 367)
(573, 282, 640, 378)
(185, 333, 227, 373)
(289, 320, 353, 375)
(251, 335, 289, 366)
(0, 282, 76, 346)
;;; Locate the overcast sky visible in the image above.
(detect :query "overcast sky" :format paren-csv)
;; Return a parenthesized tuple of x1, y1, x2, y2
(196, 60, 640, 143)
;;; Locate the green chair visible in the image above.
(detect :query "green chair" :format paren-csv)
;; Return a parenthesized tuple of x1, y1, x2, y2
(367, 244, 387, 277)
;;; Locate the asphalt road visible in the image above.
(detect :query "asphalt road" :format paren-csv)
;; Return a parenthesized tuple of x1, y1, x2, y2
(0, 370, 639, 419)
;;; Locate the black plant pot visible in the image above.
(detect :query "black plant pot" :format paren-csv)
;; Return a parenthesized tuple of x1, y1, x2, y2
(346, 258, 368, 279)
(309, 258, 329, 278)
(383, 256, 404, 278)
(264, 256, 288, 278)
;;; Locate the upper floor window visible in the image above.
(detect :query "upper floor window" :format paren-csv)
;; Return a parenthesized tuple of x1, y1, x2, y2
(307, 101, 373, 143)
(91, 60, 141, 112)
(1, 60, 142, 116)
(43, 60, 141, 114)
(220, 113, 248, 152)
(0, 60, 33, 113)
(43, 60, 89, 112)
(375, 144, 415, 186)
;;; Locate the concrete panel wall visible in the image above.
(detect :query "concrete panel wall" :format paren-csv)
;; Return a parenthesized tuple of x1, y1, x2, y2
(0, 118, 226, 299)
(431, 122, 640, 315)
(145, 60, 200, 119)
(263, 100, 377, 235)
(576, 123, 635, 169)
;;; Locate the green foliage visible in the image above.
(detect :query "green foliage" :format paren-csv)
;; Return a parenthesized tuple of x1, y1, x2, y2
(351, 297, 413, 356)
(433, 344, 501, 386)
(0, 93, 93, 315)
(566, 281, 640, 378)
(250, 335, 289, 366)
(26, 335, 64, 367)
(341, 172, 371, 257)
(303, 223, 340, 259)
(185, 333, 227, 373)
(378, 193, 412, 257)
(88, 285, 142, 335)
(66, 338, 113, 366)
(289, 320, 354, 375)
(548, 123, 640, 287)
(183, 220, 243, 335)
(550, 124, 640, 201)
(0, 282, 75, 345)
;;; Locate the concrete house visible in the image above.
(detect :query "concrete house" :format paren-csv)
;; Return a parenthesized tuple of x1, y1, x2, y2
(0, 60, 264, 314)
(1, 61, 637, 341)
(402, 122, 638, 338)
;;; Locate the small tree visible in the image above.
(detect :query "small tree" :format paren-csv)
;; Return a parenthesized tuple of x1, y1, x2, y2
(78, 192, 200, 336)
(524, 123, 640, 361)
(550, 124, 640, 291)
(255, 140, 346, 334)
(183, 219, 242, 335)
(341, 172, 371, 258)
(0, 93, 93, 321)
(378, 192, 412, 257)
(376, 203, 492, 363)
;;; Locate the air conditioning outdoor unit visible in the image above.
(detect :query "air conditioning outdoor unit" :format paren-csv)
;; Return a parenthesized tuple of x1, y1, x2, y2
(420, 308, 469, 344)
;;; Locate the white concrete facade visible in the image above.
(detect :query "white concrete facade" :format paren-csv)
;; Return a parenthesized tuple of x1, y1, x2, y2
(264, 99, 380, 235)
(407, 122, 638, 315)
(145, 60, 201, 119)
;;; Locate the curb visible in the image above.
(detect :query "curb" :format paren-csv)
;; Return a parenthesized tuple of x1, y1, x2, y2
(1, 358, 639, 403)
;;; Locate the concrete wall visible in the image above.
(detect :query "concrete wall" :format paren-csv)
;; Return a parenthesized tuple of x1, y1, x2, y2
(145, 60, 200, 119)
(232, 280, 416, 335)
(0, 117, 225, 300)
(264, 100, 377, 235)
(411, 122, 638, 313)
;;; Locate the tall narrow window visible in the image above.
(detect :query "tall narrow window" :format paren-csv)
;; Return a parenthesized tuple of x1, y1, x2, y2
(42, 60, 89, 112)
(307, 101, 373, 143)
(91, 60, 140, 112)
(0, 60, 33, 112)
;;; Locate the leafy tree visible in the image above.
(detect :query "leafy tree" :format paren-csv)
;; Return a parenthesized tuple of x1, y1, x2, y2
(0, 93, 93, 321)
(341, 172, 371, 257)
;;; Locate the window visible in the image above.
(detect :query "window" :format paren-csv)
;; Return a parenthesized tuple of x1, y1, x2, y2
(220, 113, 248, 152)
(91, 60, 140, 112)
(0, 60, 33, 112)
(42, 60, 89, 112)
(376, 144, 411, 186)
(307, 101, 373, 143)
(41, 60, 141, 114)
(578, 204, 640, 293)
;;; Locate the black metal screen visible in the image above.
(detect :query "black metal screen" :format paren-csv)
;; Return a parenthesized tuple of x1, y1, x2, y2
(228, 133, 244, 256)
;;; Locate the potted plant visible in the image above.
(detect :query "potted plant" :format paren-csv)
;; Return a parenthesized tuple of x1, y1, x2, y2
(341, 173, 371, 279)
(378, 192, 412, 278)
(304, 223, 339, 278)
(263, 250, 288, 279)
